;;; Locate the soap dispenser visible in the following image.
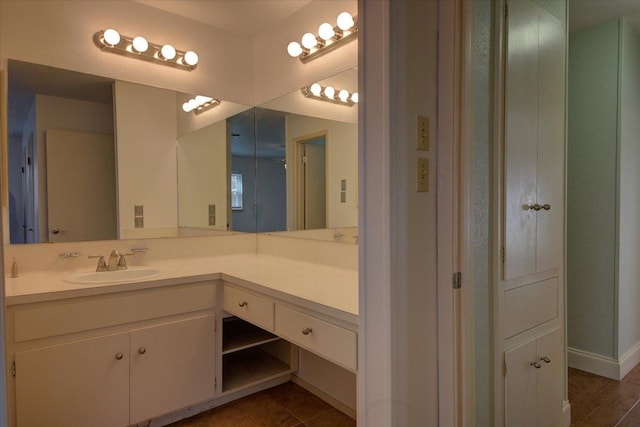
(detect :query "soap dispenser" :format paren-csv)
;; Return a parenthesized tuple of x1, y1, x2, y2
(10, 257, 18, 278)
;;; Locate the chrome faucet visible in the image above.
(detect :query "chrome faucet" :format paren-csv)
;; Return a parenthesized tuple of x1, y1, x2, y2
(88, 250, 132, 272)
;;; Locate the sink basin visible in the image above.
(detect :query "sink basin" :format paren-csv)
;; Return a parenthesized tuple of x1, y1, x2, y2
(64, 266, 161, 285)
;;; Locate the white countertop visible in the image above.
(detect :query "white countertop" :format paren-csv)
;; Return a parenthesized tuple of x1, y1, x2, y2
(5, 254, 358, 322)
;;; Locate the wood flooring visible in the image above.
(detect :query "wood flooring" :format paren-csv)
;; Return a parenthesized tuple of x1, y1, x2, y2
(168, 381, 355, 427)
(570, 364, 640, 426)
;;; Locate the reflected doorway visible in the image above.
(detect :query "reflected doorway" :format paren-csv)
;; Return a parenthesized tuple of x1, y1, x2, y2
(295, 135, 326, 230)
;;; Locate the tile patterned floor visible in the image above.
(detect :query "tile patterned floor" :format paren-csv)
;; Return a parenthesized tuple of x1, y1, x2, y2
(569, 363, 640, 426)
(168, 382, 355, 427)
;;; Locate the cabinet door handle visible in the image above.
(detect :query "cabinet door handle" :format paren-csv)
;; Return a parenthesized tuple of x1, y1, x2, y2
(238, 301, 248, 307)
(528, 204, 542, 211)
(530, 361, 541, 369)
(302, 327, 313, 335)
(138, 347, 146, 355)
(540, 356, 551, 363)
(542, 204, 551, 211)
(115, 353, 123, 360)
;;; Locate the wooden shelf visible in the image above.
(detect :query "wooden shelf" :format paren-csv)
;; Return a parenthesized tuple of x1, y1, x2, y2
(222, 346, 292, 392)
(222, 318, 279, 355)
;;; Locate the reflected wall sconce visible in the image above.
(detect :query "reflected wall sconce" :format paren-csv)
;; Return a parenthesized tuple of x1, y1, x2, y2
(301, 83, 358, 107)
(182, 96, 221, 114)
(287, 12, 358, 63)
(94, 29, 199, 71)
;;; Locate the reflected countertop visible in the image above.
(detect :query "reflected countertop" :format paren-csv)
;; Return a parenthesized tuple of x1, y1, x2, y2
(4, 254, 358, 324)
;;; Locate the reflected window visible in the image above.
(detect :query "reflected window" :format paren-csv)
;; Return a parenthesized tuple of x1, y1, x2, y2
(231, 173, 243, 210)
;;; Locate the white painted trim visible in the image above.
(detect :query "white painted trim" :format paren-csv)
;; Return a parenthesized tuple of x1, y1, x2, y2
(567, 347, 620, 380)
(562, 400, 571, 427)
(357, 0, 393, 426)
(620, 341, 640, 379)
(437, 0, 462, 425)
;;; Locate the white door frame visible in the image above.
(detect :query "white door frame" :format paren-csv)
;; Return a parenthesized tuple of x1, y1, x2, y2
(358, 0, 467, 425)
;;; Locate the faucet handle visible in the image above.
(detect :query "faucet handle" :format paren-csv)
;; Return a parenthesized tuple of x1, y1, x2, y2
(117, 253, 135, 270)
(88, 255, 107, 272)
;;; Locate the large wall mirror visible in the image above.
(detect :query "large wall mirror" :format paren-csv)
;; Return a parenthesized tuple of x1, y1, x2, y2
(7, 61, 357, 245)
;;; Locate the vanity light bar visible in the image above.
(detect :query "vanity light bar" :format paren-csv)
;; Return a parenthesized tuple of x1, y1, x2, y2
(287, 12, 358, 64)
(301, 83, 358, 107)
(93, 29, 199, 71)
(182, 96, 221, 114)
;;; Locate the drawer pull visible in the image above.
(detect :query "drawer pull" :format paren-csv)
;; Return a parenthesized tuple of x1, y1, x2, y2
(238, 301, 248, 307)
(115, 353, 123, 360)
(302, 327, 313, 335)
(540, 356, 551, 364)
(530, 361, 541, 369)
(138, 347, 146, 355)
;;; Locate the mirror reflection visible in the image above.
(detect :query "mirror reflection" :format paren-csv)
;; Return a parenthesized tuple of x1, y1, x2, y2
(7, 60, 357, 245)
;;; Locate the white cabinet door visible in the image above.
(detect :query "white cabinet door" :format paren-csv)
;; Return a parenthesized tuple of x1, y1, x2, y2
(505, 338, 537, 427)
(536, 328, 563, 427)
(504, 0, 565, 280)
(505, 328, 562, 427)
(130, 315, 216, 424)
(15, 333, 129, 427)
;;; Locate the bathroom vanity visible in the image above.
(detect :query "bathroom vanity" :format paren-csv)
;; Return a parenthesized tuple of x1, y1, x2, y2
(3, 251, 358, 427)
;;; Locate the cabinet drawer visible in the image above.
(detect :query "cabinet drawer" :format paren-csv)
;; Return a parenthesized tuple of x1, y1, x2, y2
(14, 282, 215, 342)
(223, 285, 274, 331)
(504, 278, 558, 338)
(275, 304, 357, 371)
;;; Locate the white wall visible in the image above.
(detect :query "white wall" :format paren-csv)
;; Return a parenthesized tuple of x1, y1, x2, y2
(617, 20, 640, 357)
(114, 81, 177, 238)
(285, 115, 358, 230)
(177, 120, 228, 230)
(0, 1, 253, 105)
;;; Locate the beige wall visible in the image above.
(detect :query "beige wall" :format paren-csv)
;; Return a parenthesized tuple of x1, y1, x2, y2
(114, 81, 177, 238)
(177, 120, 228, 230)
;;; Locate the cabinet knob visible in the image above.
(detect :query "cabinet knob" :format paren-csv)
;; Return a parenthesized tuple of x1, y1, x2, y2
(302, 327, 313, 335)
(542, 204, 551, 211)
(530, 361, 541, 369)
(528, 204, 542, 211)
(115, 353, 123, 360)
(238, 301, 248, 307)
(540, 356, 551, 364)
(138, 347, 146, 355)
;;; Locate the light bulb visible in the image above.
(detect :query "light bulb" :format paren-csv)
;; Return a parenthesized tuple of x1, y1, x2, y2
(310, 83, 322, 96)
(184, 51, 199, 66)
(301, 33, 318, 49)
(351, 92, 359, 103)
(182, 102, 193, 113)
(132, 36, 149, 53)
(103, 29, 120, 46)
(160, 44, 176, 60)
(287, 41, 303, 57)
(338, 89, 350, 102)
(337, 12, 355, 31)
(318, 23, 335, 40)
(324, 86, 335, 99)
(195, 95, 212, 104)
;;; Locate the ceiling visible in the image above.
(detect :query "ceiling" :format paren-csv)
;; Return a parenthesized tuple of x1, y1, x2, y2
(136, 0, 640, 35)
(569, 0, 640, 33)
(134, 0, 312, 36)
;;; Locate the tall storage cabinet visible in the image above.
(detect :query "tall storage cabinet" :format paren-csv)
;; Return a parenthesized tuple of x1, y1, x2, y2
(500, 1, 566, 426)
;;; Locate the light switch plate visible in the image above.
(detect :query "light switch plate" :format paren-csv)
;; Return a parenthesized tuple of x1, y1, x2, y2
(417, 157, 429, 192)
(417, 115, 429, 151)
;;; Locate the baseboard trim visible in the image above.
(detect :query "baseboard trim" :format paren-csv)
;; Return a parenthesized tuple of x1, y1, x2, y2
(567, 347, 619, 380)
(562, 400, 571, 427)
(619, 341, 640, 379)
(292, 375, 357, 419)
(569, 342, 640, 381)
